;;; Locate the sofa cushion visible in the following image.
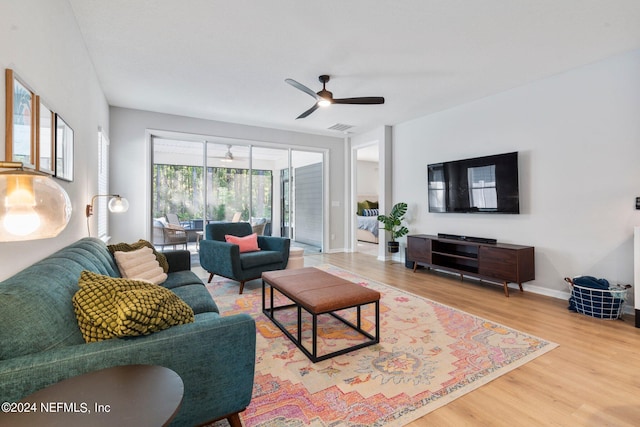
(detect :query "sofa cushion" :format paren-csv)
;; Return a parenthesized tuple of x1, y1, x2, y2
(73, 271, 194, 343)
(162, 270, 202, 290)
(240, 250, 284, 269)
(108, 239, 169, 273)
(171, 284, 220, 314)
(114, 247, 167, 284)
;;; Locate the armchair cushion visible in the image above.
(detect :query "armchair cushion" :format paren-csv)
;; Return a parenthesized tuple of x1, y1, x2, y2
(240, 250, 284, 270)
(207, 222, 253, 241)
(225, 233, 260, 253)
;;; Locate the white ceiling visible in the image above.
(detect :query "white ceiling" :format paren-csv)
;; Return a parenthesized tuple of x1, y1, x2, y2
(68, 0, 640, 137)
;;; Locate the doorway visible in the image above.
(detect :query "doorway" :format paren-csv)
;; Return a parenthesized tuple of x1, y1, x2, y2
(354, 143, 379, 256)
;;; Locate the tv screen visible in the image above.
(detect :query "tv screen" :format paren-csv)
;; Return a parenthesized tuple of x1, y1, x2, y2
(428, 152, 519, 214)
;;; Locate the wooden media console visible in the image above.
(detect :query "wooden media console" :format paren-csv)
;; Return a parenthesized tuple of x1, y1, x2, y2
(407, 234, 535, 297)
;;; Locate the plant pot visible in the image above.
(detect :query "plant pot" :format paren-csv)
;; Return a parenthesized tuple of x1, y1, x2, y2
(387, 241, 400, 253)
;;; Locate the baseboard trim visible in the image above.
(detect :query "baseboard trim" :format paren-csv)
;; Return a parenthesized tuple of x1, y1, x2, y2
(407, 267, 635, 315)
(327, 247, 345, 254)
(522, 283, 570, 300)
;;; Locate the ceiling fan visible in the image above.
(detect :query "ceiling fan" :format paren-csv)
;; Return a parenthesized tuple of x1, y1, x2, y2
(285, 75, 385, 119)
(211, 145, 237, 162)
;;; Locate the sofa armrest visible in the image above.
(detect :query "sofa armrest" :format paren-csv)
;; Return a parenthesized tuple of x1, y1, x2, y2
(0, 312, 256, 427)
(163, 249, 191, 273)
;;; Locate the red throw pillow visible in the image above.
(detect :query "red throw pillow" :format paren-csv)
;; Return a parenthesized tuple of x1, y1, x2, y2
(225, 233, 260, 253)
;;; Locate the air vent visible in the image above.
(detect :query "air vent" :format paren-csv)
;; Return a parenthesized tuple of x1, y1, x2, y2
(328, 123, 354, 132)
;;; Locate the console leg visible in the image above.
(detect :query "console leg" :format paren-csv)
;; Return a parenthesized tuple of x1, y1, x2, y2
(413, 262, 417, 273)
(503, 282, 510, 297)
(518, 282, 524, 292)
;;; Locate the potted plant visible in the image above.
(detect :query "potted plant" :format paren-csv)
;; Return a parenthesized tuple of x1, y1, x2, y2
(377, 202, 409, 253)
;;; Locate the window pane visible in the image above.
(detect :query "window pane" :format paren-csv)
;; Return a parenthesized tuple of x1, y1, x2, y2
(292, 150, 323, 248)
(153, 139, 204, 224)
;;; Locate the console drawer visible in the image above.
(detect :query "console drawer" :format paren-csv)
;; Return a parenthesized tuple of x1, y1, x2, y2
(407, 236, 431, 264)
(479, 247, 518, 282)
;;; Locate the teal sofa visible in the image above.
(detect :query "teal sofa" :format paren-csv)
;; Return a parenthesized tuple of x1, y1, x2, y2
(0, 237, 256, 426)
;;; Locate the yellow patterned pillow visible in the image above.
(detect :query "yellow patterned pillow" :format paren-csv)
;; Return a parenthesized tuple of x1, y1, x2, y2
(108, 239, 169, 273)
(72, 271, 194, 343)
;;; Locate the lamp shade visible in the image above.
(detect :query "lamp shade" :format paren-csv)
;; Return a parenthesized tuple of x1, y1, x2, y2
(0, 169, 72, 241)
(108, 196, 129, 213)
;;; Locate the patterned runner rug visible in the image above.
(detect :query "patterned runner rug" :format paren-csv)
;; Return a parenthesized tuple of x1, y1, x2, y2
(205, 265, 557, 426)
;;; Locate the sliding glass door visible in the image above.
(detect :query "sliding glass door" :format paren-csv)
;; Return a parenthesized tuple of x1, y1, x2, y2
(291, 150, 323, 249)
(151, 136, 323, 250)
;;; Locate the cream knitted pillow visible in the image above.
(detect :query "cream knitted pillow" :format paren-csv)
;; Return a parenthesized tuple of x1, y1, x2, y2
(114, 247, 168, 284)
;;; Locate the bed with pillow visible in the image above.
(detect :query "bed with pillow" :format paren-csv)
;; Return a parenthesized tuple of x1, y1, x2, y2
(356, 197, 380, 244)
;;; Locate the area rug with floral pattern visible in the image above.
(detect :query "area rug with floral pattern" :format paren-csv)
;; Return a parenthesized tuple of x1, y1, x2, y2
(205, 265, 557, 427)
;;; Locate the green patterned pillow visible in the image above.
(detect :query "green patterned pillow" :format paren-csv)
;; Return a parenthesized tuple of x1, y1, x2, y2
(108, 239, 169, 273)
(357, 201, 368, 215)
(72, 271, 194, 343)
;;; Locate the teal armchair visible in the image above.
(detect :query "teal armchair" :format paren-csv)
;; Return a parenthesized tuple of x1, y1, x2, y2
(199, 222, 290, 294)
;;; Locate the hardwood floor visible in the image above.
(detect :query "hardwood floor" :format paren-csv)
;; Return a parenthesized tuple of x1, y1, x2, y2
(300, 252, 640, 427)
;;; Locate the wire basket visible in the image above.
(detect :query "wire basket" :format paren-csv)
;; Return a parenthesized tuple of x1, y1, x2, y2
(564, 277, 631, 320)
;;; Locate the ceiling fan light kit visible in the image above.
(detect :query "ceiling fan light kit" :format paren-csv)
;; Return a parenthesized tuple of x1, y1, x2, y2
(285, 75, 384, 119)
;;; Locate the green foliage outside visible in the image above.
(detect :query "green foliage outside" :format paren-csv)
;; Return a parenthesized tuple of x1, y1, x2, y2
(153, 165, 272, 224)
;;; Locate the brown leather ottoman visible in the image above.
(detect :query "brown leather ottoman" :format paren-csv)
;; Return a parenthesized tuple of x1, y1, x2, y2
(262, 267, 380, 362)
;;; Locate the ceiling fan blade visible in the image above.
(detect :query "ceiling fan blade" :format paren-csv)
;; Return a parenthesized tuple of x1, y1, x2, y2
(333, 97, 385, 105)
(285, 78, 321, 100)
(296, 103, 320, 119)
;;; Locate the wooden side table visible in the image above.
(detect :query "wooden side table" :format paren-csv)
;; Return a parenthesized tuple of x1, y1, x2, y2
(0, 365, 183, 427)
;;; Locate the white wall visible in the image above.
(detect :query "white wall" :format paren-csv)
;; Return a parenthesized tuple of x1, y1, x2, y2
(0, 0, 109, 280)
(393, 49, 640, 301)
(357, 161, 379, 196)
(109, 107, 347, 250)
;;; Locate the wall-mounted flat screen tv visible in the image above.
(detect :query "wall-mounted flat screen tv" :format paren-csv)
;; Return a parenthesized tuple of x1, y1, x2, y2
(428, 151, 519, 214)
